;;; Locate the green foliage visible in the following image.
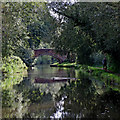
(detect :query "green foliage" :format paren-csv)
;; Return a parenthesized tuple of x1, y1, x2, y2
(2, 2, 119, 71)
(1, 73, 26, 90)
(57, 79, 120, 118)
(2, 2, 57, 65)
(51, 19, 93, 64)
(51, 62, 76, 67)
(48, 2, 120, 70)
(2, 89, 29, 118)
(2, 56, 27, 74)
(25, 88, 43, 103)
(2, 3, 30, 57)
(14, 47, 34, 67)
(58, 62, 76, 67)
(27, 16, 57, 49)
(54, 62, 120, 89)
(1, 56, 27, 89)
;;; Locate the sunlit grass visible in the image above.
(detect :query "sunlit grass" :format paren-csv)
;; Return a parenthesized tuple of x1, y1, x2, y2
(53, 62, 120, 92)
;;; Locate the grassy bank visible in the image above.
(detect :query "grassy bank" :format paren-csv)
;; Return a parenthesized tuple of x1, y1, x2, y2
(51, 62, 120, 91)
(50, 62, 76, 67)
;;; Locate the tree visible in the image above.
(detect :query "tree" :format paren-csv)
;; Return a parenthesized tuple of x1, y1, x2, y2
(2, 2, 57, 66)
(48, 2, 94, 64)
(48, 2, 120, 70)
(2, 2, 29, 58)
(27, 12, 57, 49)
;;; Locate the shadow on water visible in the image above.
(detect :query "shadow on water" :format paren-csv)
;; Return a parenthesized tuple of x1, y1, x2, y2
(2, 65, 120, 119)
(51, 78, 120, 119)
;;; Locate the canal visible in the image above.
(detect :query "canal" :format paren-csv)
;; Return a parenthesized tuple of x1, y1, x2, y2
(2, 65, 120, 119)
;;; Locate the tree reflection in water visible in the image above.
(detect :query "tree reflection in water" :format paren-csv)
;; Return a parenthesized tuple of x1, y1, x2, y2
(2, 66, 120, 119)
(2, 89, 29, 118)
(51, 78, 120, 119)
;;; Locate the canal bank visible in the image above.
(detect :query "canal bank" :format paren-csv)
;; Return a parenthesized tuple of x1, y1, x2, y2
(50, 63, 120, 92)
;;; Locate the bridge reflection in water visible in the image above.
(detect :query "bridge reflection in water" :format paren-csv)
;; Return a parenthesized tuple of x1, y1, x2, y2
(34, 77, 77, 83)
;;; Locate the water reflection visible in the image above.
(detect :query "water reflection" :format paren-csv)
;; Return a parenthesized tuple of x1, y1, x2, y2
(50, 79, 120, 119)
(2, 65, 120, 119)
(2, 89, 29, 118)
(50, 95, 67, 119)
(34, 77, 76, 84)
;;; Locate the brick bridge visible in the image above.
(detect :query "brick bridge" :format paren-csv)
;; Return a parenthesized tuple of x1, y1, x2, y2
(34, 49, 67, 63)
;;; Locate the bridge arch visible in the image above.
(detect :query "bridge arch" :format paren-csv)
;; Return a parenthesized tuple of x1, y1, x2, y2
(34, 49, 67, 63)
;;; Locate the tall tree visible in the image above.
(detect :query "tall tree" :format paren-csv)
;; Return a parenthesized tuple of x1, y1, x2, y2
(2, 2, 57, 66)
(48, 2, 120, 70)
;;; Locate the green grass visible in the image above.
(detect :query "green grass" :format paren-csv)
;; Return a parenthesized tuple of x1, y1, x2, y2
(51, 62, 120, 91)
(51, 62, 76, 67)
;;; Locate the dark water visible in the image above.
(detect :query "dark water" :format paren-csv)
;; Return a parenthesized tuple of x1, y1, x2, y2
(2, 65, 120, 119)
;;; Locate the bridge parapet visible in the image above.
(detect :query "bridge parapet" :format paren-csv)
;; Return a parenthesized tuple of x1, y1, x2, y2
(34, 49, 67, 63)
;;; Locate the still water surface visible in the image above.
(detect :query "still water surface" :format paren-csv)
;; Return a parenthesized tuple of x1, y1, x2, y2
(2, 65, 120, 119)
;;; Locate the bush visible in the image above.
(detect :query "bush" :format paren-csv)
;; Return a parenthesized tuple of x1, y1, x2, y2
(2, 56, 27, 74)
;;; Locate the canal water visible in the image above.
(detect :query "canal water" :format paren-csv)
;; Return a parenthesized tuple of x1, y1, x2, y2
(2, 65, 120, 119)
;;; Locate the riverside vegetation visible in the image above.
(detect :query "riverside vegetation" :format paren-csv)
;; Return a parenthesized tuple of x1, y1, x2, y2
(1, 2, 120, 119)
(51, 62, 120, 92)
(1, 56, 28, 89)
